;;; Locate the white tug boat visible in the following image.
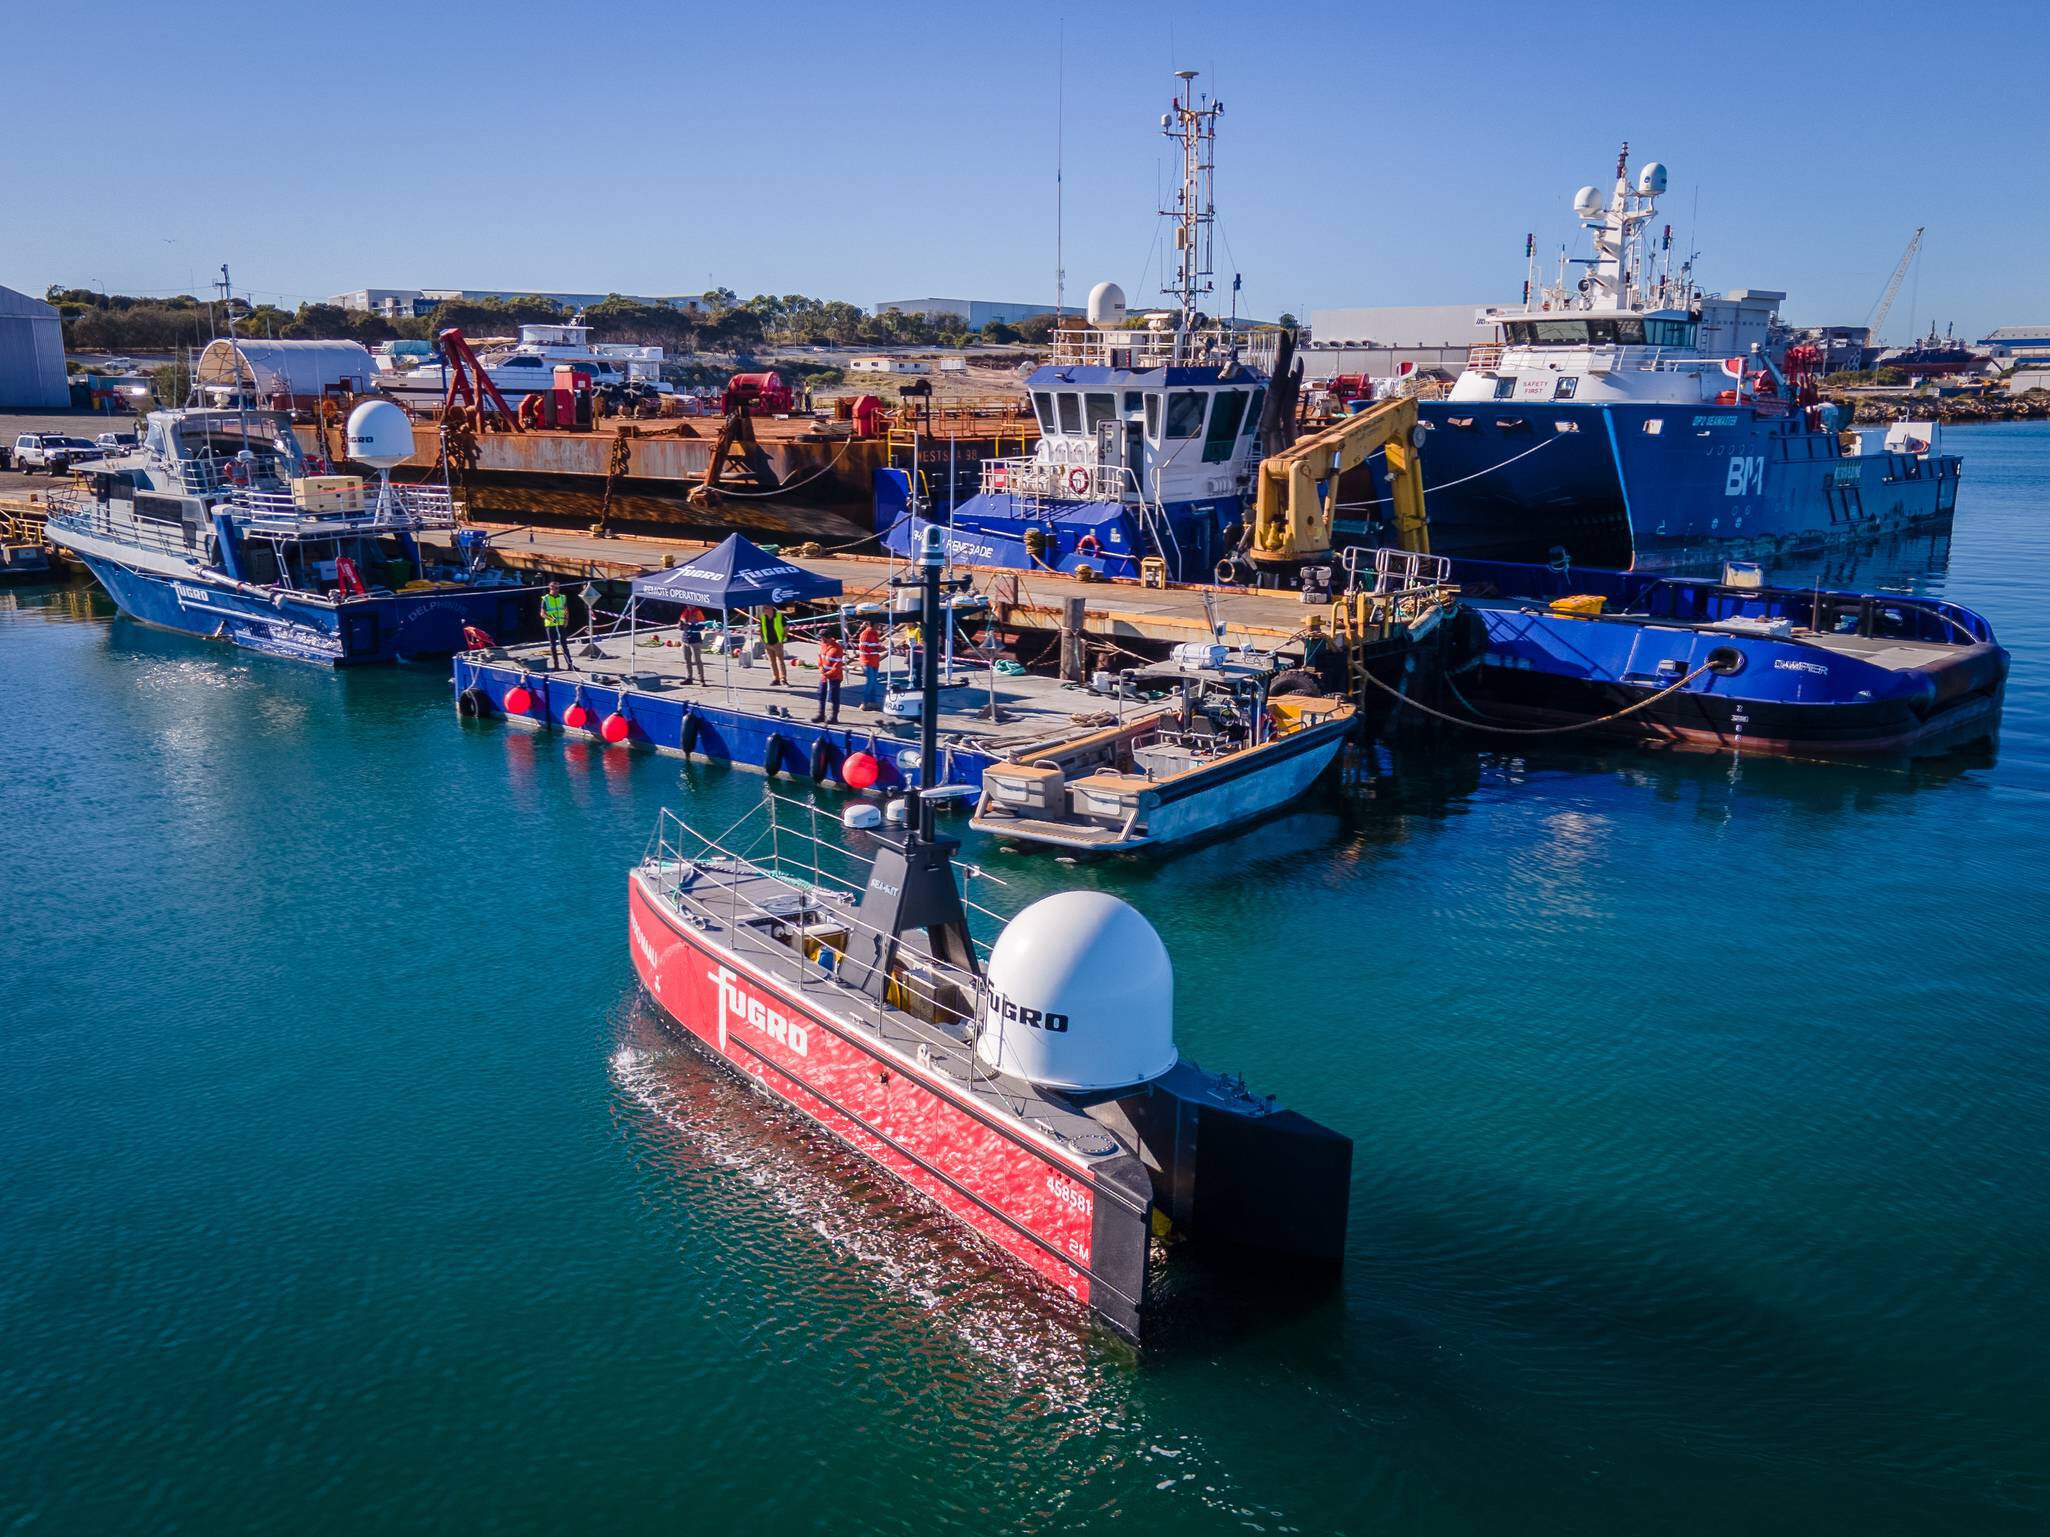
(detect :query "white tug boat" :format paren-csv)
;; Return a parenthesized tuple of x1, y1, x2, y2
(970, 645, 1357, 853)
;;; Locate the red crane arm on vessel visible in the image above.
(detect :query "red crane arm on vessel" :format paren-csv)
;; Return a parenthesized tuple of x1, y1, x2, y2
(437, 327, 521, 428)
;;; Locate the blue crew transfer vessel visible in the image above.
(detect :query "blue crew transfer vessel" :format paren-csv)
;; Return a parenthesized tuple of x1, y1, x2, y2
(1363, 149, 1964, 572)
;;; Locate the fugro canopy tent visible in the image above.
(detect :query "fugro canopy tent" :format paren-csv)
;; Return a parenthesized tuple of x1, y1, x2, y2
(193, 338, 375, 403)
(630, 533, 842, 609)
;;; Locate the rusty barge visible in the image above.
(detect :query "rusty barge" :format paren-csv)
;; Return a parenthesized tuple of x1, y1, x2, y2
(298, 403, 1036, 548)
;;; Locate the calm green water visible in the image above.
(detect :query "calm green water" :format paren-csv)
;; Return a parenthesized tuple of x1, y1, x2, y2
(5, 425, 2049, 1535)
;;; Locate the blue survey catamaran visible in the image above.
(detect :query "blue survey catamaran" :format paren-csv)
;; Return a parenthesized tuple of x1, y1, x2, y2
(47, 401, 535, 664)
(1380, 148, 1963, 572)
(881, 72, 1278, 584)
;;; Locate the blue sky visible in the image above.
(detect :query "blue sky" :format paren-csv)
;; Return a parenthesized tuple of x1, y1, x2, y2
(7, 0, 2043, 343)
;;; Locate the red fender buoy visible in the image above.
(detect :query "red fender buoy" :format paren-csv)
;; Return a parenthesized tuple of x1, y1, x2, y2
(600, 712, 630, 744)
(503, 685, 534, 714)
(842, 750, 879, 789)
(563, 702, 591, 730)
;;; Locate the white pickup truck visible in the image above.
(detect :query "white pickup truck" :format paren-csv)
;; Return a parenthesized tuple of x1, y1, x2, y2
(11, 433, 102, 475)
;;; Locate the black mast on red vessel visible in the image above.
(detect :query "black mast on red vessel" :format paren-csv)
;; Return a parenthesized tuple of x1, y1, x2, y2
(836, 527, 980, 996)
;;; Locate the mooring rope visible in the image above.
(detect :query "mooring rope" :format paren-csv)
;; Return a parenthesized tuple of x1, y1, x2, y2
(1334, 429, 1561, 509)
(1357, 659, 1718, 735)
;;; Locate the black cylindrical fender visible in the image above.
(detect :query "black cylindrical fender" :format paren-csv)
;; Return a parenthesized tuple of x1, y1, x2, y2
(457, 686, 491, 719)
(763, 731, 789, 777)
(810, 735, 834, 783)
(679, 711, 702, 756)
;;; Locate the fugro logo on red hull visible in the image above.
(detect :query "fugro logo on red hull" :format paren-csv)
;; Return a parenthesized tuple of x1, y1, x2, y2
(627, 876, 1102, 1306)
(706, 964, 809, 1057)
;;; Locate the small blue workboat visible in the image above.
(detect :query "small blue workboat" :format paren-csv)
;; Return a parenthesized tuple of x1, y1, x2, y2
(46, 403, 536, 664)
(0, 537, 53, 582)
(1447, 559, 2008, 757)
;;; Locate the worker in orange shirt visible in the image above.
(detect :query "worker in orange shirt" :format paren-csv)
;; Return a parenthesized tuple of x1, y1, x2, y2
(812, 630, 846, 724)
(856, 620, 886, 710)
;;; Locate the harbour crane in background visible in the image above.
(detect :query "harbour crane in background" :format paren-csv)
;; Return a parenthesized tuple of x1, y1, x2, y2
(1866, 227, 1924, 343)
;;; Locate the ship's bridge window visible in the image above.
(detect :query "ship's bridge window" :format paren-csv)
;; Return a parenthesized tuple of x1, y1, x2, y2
(1582, 318, 1647, 345)
(1493, 376, 1516, 400)
(1242, 387, 1266, 435)
(1056, 393, 1082, 435)
(1144, 392, 1162, 440)
(1084, 392, 1117, 434)
(1202, 389, 1249, 462)
(1645, 318, 1697, 348)
(1553, 376, 1579, 399)
(1031, 391, 1055, 433)
(1122, 390, 1144, 414)
(1164, 391, 1206, 440)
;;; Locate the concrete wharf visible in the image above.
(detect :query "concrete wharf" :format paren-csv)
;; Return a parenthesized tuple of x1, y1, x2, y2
(440, 520, 1320, 650)
(453, 625, 1177, 794)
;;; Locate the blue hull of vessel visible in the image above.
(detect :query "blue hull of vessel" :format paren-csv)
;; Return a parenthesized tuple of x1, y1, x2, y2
(452, 656, 994, 788)
(1447, 558, 2007, 756)
(876, 470, 1233, 583)
(1365, 402, 1963, 572)
(78, 554, 538, 666)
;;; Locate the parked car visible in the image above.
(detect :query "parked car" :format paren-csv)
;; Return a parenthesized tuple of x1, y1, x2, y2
(12, 434, 103, 475)
(94, 431, 140, 453)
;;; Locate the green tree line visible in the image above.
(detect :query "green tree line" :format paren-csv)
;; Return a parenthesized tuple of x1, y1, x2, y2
(49, 285, 1059, 355)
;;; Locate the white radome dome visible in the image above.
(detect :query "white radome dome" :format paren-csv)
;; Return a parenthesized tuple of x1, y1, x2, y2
(1637, 161, 1668, 196)
(1086, 281, 1128, 327)
(976, 891, 1177, 1091)
(1572, 184, 1603, 218)
(345, 398, 415, 470)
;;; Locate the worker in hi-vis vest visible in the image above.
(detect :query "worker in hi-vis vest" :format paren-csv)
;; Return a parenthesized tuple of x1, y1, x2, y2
(757, 605, 790, 686)
(542, 581, 573, 670)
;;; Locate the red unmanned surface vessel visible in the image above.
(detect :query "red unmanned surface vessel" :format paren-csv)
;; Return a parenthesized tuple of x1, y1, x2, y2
(626, 528, 1354, 1339)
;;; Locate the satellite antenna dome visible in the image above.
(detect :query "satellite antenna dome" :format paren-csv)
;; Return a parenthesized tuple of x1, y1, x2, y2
(1637, 161, 1668, 196)
(345, 399, 415, 470)
(1086, 281, 1128, 327)
(976, 891, 1177, 1091)
(1572, 185, 1604, 218)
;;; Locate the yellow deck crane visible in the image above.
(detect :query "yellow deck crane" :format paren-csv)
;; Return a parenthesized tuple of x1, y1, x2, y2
(1246, 394, 1430, 572)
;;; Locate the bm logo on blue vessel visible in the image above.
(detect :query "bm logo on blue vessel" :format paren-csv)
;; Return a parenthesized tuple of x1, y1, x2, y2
(987, 988, 1069, 1033)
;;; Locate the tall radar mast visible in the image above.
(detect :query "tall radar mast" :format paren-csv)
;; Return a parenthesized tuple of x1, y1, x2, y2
(1161, 70, 1222, 338)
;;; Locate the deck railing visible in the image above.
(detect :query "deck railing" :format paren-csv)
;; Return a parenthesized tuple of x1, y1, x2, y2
(45, 494, 200, 558)
(979, 453, 1136, 503)
(1049, 324, 1283, 373)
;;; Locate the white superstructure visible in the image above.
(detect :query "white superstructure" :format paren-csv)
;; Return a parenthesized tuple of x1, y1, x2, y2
(1448, 148, 1784, 408)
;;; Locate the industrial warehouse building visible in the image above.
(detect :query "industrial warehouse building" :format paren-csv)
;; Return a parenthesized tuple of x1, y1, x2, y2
(0, 285, 71, 407)
(1302, 303, 1502, 383)
(877, 298, 1050, 329)
(192, 338, 376, 410)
